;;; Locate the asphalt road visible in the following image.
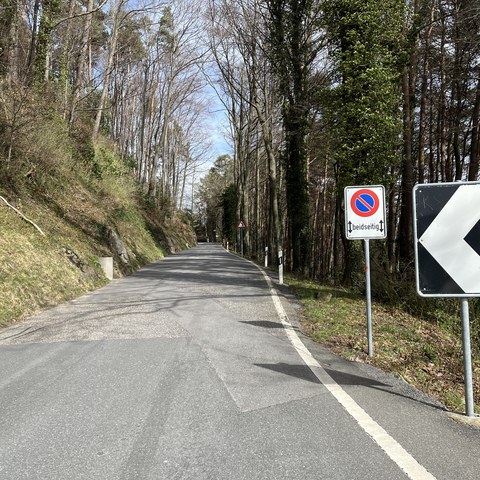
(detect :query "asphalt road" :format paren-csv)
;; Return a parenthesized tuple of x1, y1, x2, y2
(0, 243, 479, 479)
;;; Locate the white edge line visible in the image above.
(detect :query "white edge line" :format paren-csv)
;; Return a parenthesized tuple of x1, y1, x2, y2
(250, 260, 437, 480)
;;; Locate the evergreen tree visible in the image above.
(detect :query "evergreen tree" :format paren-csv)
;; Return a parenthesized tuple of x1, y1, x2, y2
(324, 0, 404, 282)
(324, 0, 404, 187)
(265, 0, 323, 273)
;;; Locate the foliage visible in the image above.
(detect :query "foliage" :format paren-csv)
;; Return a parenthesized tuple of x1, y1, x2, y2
(0, 86, 74, 190)
(265, 0, 322, 272)
(221, 183, 237, 244)
(324, 0, 404, 188)
(92, 139, 133, 179)
(196, 155, 235, 242)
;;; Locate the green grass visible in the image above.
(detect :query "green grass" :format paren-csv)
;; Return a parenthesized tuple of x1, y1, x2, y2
(0, 202, 105, 326)
(0, 137, 194, 328)
(286, 275, 480, 414)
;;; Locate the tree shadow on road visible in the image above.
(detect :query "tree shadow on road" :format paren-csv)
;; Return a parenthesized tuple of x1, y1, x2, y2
(254, 362, 445, 410)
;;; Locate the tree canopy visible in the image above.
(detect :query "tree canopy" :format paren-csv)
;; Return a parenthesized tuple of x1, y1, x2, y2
(1, 0, 480, 285)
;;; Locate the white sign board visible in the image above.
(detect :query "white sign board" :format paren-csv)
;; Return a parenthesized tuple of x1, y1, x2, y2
(413, 181, 480, 297)
(344, 185, 387, 240)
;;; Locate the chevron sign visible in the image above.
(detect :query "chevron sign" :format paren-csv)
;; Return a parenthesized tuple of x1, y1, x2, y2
(413, 181, 480, 297)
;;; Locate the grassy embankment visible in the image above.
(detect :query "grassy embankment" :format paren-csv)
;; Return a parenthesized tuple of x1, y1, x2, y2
(287, 276, 480, 414)
(0, 124, 195, 328)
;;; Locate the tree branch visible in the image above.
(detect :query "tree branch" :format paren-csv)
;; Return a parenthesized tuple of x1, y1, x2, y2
(52, 0, 108, 30)
(0, 196, 46, 236)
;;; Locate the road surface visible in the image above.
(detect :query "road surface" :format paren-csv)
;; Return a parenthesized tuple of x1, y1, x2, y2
(0, 243, 479, 479)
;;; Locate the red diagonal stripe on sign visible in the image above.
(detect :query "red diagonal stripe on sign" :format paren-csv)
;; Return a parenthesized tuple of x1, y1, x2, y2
(357, 194, 373, 212)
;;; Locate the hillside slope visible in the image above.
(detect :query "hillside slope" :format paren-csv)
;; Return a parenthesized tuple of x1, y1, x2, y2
(0, 137, 196, 328)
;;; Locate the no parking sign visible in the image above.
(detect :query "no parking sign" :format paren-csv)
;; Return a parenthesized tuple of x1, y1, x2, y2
(344, 185, 387, 358)
(344, 186, 387, 240)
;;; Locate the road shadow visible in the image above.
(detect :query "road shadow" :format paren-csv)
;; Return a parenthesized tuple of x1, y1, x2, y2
(254, 363, 321, 384)
(240, 321, 285, 329)
(254, 362, 445, 410)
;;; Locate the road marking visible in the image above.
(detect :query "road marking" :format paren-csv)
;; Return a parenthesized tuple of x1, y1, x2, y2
(255, 267, 437, 480)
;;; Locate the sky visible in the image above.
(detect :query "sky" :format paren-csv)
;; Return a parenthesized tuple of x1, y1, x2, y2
(204, 85, 233, 166)
(208, 111, 231, 159)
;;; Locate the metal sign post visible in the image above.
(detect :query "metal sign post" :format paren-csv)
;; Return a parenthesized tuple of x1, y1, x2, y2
(238, 221, 245, 257)
(278, 250, 284, 285)
(364, 240, 373, 357)
(461, 299, 474, 417)
(413, 181, 480, 416)
(345, 185, 387, 358)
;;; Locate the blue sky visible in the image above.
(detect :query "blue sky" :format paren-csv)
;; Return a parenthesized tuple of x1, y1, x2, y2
(205, 85, 232, 162)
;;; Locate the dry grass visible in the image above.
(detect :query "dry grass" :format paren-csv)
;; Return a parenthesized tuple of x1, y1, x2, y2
(0, 202, 104, 326)
(287, 277, 480, 414)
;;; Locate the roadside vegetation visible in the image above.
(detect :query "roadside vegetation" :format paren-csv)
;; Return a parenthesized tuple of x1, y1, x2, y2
(1, 0, 479, 411)
(0, 98, 196, 328)
(286, 275, 480, 414)
(0, 168, 195, 328)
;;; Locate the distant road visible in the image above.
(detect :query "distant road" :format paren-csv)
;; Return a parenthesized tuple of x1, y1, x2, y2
(0, 243, 479, 479)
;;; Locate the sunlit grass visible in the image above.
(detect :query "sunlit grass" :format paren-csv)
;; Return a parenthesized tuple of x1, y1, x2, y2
(286, 275, 480, 414)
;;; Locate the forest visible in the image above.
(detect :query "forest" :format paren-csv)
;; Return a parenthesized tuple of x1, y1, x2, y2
(199, 0, 480, 284)
(1, 0, 479, 293)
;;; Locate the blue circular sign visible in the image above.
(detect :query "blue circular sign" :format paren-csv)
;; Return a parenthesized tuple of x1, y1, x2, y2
(351, 189, 380, 217)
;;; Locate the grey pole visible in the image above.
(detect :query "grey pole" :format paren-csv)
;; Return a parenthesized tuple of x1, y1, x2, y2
(265, 247, 268, 268)
(240, 228, 244, 257)
(364, 240, 373, 357)
(278, 250, 284, 285)
(460, 298, 475, 417)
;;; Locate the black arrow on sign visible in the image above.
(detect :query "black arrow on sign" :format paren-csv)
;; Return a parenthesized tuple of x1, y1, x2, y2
(348, 221, 353, 234)
(379, 220, 384, 233)
(465, 218, 480, 257)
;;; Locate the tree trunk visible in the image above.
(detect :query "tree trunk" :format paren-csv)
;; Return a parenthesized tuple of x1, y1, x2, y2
(5, 0, 19, 83)
(417, 3, 434, 184)
(469, 77, 480, 181)
(34, 0, 62, 84)
(93, 0, 123, 139)
(69, 0, 94, 128)
(398, 65, 415, 265)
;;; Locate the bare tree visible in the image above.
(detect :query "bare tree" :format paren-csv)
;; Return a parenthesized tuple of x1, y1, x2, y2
(207, 0, 282, 260)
